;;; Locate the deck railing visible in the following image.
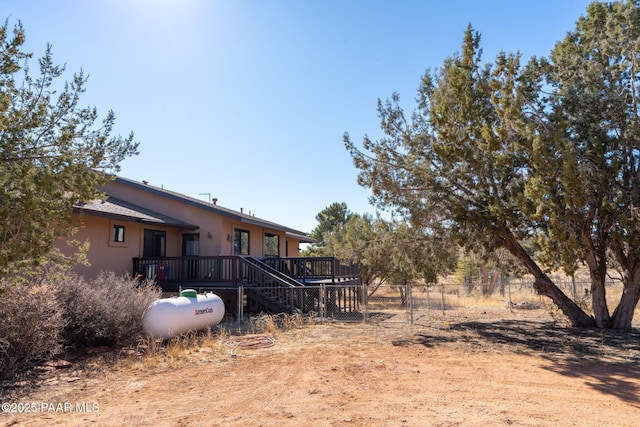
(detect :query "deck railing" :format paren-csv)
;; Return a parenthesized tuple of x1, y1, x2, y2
(133, 255, 361, 316)
(133, 256, 239, 283)
(236, 257, 298, 312)
(133, 256, 359, 285)
(263, 257, 359, 284)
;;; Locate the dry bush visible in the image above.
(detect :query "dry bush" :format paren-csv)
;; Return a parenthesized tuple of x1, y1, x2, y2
(0, 278, 65, 379)
(249, 313, 278, 335)
(59, 272, 161, 348)
(280, 311, 309, 329)
(248, 311, 311, 334)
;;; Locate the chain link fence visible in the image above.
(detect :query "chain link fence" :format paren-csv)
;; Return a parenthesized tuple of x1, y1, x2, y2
(363, 279, 622, 326)
(185, 279, 615, 325)
(183, 284, 366, 323)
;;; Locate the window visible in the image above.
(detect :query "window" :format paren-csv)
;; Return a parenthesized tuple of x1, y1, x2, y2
(113, 225, 125, 243)
(233, 229, 249, 255)
(182, 233, 200, 256)
(143, 229, 166, 257)
(264, 233, 279, 257)
(182, 233, 200, 280)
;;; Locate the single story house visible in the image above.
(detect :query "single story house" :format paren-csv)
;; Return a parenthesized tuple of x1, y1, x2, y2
(64, 176, 360, 317)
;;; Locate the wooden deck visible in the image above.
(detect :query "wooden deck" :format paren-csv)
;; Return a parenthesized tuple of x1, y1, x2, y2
(134, 256, 361, 317)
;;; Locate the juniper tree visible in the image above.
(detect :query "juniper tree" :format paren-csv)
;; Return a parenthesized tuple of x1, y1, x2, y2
(326, 212, 456, 295)
(305, 202, 353, 255)
(345, 1, 640, 330)
(0, 20, 138, 276)
(532, 1, 640, 329)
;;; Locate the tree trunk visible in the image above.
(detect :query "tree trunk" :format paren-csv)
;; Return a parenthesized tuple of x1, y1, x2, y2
(611, 286, 639, 331)
(582, 231, 611, 328)
(590, 278, 611, 328)
(499, 227, 596, 327)
(479, 265, 489, 295)
(399, 281, 407, 306)
(533, 276, 595, 327)
(610, 268, 640, 331)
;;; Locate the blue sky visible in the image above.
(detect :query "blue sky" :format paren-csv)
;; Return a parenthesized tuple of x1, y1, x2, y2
(3, 0, 593, 233)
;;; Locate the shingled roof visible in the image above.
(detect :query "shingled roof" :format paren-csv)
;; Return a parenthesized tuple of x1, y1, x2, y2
(112, 177, 316, 243)
(75, 197, 197, 229)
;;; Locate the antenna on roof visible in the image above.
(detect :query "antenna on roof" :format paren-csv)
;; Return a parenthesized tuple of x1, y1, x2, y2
(199, 192, 211, 203)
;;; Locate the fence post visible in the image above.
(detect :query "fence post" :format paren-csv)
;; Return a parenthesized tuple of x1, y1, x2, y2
(408, 283, 414, 325)
(290, 287, 295, 314)
(362, 283, 368, 323)
(320, 283, 326, 321)
(237, 284, 244, 323)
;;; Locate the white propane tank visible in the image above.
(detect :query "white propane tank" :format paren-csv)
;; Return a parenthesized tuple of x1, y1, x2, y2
(143, 289, 225, 339)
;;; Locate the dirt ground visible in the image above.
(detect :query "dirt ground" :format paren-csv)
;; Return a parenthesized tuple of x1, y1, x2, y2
(2, 307, 640, 427)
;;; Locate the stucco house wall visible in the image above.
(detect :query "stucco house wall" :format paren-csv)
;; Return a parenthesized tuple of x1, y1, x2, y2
(61, 176, 311, 280)
(101, 178, 304, 258)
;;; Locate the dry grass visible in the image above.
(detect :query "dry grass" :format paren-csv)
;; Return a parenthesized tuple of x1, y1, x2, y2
(117, 297, 570, 375)
(246, 311, 311, 334)
(4, 305, 640, 427)
(375, 281, 640, 318)
(118, 312, 313, 372)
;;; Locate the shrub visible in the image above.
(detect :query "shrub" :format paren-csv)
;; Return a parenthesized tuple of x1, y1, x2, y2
(59, 272, 160, 348)
(0, 278, 65, 379)
(247, 311, 310, 334)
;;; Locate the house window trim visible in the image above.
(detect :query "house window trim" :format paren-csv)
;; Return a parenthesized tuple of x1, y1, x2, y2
(108, 222, 128, 248)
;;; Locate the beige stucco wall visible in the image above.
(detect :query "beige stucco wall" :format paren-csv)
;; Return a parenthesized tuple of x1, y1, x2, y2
(102, 180, 301, 258)
(58, 215, 178, 279)
(58, 180, 302, 279)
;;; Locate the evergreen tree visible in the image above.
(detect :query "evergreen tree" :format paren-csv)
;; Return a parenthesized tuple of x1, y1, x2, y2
(0, 21, 138, 276)
(306, 202, 352, 255)
(346, 1, 640, 330)
(530, 1, 640, 329)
